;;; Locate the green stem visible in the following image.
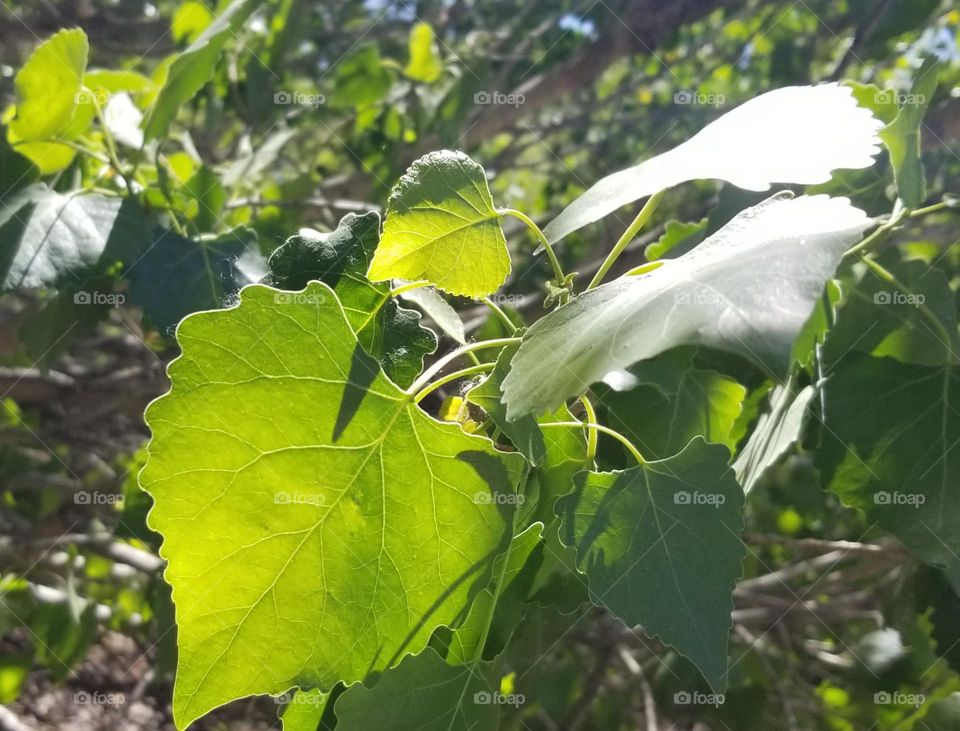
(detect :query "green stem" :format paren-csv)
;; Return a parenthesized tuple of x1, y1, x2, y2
(500, 208, 566, 287)
(481, 297, 518, 334)
(389, 280, 431, 296)
(540, 421, 645, 466)
(406, 337, 521, 397)
(909, 201, 948, 218)
(413, 362, 495, 403)
(86, 88, 136, 198)
(578, 395, 598, 463)
(587, 190, 664, 290)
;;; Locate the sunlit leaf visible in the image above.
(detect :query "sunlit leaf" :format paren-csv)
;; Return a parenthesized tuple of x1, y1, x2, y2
(503, 194, 872, 419)
(404, 22, 443, 83)
(140, 282, 524, 727)
(11, 28, 89, 142)
(368, 150, 510, 297)
(543, 84, 882, 243)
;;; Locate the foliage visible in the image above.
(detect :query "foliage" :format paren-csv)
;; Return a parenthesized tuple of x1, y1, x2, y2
(2, 2, 960, 730)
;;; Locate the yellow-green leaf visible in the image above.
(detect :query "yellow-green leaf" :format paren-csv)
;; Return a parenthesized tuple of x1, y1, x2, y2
(368, 151, 510, 297)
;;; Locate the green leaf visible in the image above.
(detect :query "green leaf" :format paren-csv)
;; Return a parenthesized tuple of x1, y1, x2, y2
(172, 0, 215, 44)
(404, 22, 443, 83)
(11, 29, 89, 142)
(266, 212, 436, 387)
(140, 282, 524, 727)
(330, 46, 393, 110)
(397, 284, 466, 344)
(445, 523, 544, 664)
(0, 132, 39, 200)
(558, 439, 745, 691)
(502, 194, 872, 419)
(183, 165, 227, 230)
(0, 185, 146, 290)
(877, 57, 938, 208)
(125, 226, 262, 333)
(83, 69, 154, 96)
(733, 377, 817, 493)
(645, 219, 706, 261)
(334, 648, 502, 730)
(596, 349, 746, 460)
(819, 354, 960, 575)
(823, 255, 959, 367)
(920, 693, 960, 730)
(544, 84, 883, 242)
(280, 688, 328, 731)
(368, 150, 510, 298)
(143, 0, 260, 140)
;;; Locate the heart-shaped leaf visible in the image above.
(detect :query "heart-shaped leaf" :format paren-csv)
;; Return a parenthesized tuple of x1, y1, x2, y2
(140, 282, 524, 727)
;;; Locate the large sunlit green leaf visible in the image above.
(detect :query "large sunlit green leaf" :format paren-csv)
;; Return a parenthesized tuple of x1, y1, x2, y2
(819, 354, 960, 576)
(543, 84, 882, 243)
(368, 150, 510, 297)
(557, 439, 745, 691)
(0, 185, 146, 290)
(143, 0, 260, 140)
(140, 282, 524, 727)
(502, 194, 872, 419)
(11, 28, 89, 142)
(266, 212, 436, 387)
(334, 648, 502, 730)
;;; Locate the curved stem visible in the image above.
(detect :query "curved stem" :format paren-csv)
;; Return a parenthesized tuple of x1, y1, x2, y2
(577, 395, 598, 463)
(500, 208, 566, 286)
(413, 362, 495, 403)
(587, 190, 664, 290)
(389, 279, 431, 296)
(481, 297, 518, 334)
(406, 337, 521, 397)
(540, 421, 645, 466)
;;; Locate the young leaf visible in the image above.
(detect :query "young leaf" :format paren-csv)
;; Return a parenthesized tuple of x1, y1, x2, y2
(557, 439, 745, 691)
(397, 284, 466, 344)
(143, 0, 260, 140)
(819, 354, 960, 577)
(140, 282, 524, 728)
(877, 57, 938, 208)
(733, 378, 817, 494)
(266, 212, 437, 387)
(11, 28, 89, 142)
(502, 194, 872, 420)
(0, 186, 147, 290)
(404, 22, 443, 83)
(334, 648, 501, 730)
(543, 84, 882, 243)
(367, 150, 511, 298)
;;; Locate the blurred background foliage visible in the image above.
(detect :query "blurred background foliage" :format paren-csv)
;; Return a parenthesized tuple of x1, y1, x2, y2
(0, 0, 958, 729)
